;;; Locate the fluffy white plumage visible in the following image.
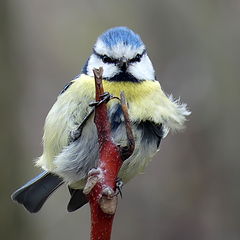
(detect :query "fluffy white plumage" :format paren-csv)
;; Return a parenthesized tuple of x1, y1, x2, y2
(37, 26, 191, 186)
(12, 26, 190, 214)
(87, 43, 155, 81)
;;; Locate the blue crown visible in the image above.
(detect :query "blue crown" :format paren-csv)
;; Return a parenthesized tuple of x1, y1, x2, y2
(98, 27, 144, 49)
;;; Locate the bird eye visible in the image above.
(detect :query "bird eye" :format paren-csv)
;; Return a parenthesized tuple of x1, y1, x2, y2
(102, 55, 115, 64)
(135, 54, 141, 61)
(130, 54, 142, 63)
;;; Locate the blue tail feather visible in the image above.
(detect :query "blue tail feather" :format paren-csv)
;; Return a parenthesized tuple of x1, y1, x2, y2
(11, 171, 63, 213)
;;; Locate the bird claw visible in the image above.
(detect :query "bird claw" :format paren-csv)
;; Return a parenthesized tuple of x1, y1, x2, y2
(101, 177, 123, 199)
(99, 178, 123, 214)
(89, 92, 113, 107)
(71, 92, 118, 142)
(100, 92, 111, 98)
(115, 178, 123, 198)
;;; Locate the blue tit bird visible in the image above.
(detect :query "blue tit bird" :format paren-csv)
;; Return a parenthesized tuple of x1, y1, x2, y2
(11, 26, 190, 213)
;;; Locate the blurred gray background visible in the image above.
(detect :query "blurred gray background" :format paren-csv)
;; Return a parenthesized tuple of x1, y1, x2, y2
(1, 0, 240, 239)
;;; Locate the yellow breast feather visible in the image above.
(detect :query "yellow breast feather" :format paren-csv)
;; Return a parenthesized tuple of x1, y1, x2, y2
(36, 74, 189, 171)
(70, 74, 190, 128)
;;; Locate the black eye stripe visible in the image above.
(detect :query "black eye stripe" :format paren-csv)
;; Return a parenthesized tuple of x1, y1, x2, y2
(93, 49, 117, 64)
(93, 49, 146, 64)
(129, 54, 141, 63)
(102, 55, 118, 64)
(129, 50, 146, 63)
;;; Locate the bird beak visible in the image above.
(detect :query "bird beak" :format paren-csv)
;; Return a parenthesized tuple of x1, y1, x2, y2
(118, 57, 128, 71)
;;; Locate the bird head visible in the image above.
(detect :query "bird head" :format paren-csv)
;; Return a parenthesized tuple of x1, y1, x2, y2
(83, 27, 155, 82)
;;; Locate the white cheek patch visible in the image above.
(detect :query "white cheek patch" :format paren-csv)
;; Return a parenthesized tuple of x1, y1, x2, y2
(87, 54, 120, 78)
(87, 54, 155, 81)
(128, 55, 155, 81)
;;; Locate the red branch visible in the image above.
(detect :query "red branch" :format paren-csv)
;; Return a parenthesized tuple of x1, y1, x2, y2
(88, 67, 134, 240)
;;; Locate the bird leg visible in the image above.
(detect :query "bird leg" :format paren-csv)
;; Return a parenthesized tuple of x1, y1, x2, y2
(70, 92, 116, 142)
(99, 178, 123, 214)
(83, 168, 122, 214)
(83, 170, 123, 197)
(89, 92, 114, 107)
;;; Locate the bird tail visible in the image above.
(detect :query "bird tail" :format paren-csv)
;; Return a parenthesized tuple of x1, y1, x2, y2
(11, 171, 64, 213)
(67, 187, 88, 212)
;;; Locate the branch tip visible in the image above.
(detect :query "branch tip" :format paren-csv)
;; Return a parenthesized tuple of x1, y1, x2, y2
(93, 67, 104, 84)
(120, 91, 135, 159)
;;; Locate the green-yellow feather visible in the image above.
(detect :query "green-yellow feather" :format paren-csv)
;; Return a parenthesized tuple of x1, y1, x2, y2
(36, 74, 188, 172)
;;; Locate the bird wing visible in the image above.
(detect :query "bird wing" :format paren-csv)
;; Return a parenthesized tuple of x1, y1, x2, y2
(36, 75, 96, 172)
(59, 81, 74, 95)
